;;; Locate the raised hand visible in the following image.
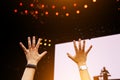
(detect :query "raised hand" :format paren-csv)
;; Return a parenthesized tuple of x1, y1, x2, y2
(67, 38, 92, 66)
(19, 36, 47, 65)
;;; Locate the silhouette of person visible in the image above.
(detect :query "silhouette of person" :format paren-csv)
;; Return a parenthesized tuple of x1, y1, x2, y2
(100, 66, 111, 80)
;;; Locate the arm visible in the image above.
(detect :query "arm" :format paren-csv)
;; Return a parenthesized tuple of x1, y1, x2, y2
(19, 36, 47, 80)
(67, 38, 92, 80)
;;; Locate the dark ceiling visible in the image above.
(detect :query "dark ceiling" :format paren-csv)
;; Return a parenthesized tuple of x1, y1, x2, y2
(1, 0, 120, 80)
(1, 0, 120, 43)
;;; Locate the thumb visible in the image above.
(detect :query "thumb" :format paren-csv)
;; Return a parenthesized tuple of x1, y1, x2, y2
(67, 53, 75, 62)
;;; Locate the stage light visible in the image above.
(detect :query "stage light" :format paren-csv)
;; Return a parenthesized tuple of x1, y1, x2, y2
(48, 43, 51, 47)
(62, 6, 66, 10)
(84, 4, 88, 8)
(55, 12, 59, 16)
(30, 3, 34, 7)
(44, 43, 47, 46)
(39, 38, 52, 47)
(44, 39, 47, 42)
(73, 3, 77, 7)
(14, 9, 18, 13)
(45, 11, 49, 15)
(24, 10, 28, 14)
(93, 0, 97, 3)
(40, 42, 42, 45)
(52, 5, 56, 9)
(41, 4, 45, 8)
(76, 10, 80, 14)
(19, 2, 23, 6)
(35, 10, 38, 14)
(65, 12, 69, 16)
(13, 0, 97, 18)
(48, 40, 51, 42)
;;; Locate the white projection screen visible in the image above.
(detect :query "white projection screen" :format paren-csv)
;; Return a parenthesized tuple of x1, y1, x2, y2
(54, 34, 120, 80)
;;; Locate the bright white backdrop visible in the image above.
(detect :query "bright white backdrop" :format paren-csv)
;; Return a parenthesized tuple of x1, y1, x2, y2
(54, 34, 120, 80)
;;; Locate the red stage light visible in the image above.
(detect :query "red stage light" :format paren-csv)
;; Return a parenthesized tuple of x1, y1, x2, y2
(14, 9, 18, 13)
(62, 6, 66, 10)
(52, 5, 56, 9)
(30, 3, 34, 7)
(45, 11, 49, 15)
(35, 10, 38, 14)
(19, 2, 23, 6)
(24, 10, 28, 14)
(41, 4, 45, 8)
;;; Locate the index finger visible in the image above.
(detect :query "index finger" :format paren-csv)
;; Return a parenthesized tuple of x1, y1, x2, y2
(19, 42, 27, 53)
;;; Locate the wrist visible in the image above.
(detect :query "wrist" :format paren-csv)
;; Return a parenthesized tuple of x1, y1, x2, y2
(77, 62, 86, 66)
(78, 64, 88, 70)
(27, 61, 38, 65)
(26, 64, 37, 69)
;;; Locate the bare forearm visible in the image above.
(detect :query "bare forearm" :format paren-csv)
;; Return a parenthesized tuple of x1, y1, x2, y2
(21, 68, 36, 80)
(79, 69, 91, 80)
(78, 64, 91, 80)
(20, 36, 47, 80)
